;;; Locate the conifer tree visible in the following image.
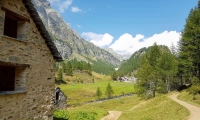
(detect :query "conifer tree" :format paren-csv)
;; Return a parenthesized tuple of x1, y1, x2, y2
(96, 87, 102, 100)
(111, 71, 118, 81)
(57, 68, 63, 81)
(66, 61, 73, 76)
(87, 62, 92, 75)
(105, 83, 114, 99)
(62, 62, 66, 73)
(77, 62, 83, 71)
(179, 1, 200, 80)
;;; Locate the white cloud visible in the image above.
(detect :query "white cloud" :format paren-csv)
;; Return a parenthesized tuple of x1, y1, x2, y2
(81, 32, 114, 47)
(48, 0, 73, 13)
(109, 31, 181, 57)
(76, 24, 81, 28)
(58, 0, 73, 13)
(71, 7, 82, 12)
(48, 0, 60, 4)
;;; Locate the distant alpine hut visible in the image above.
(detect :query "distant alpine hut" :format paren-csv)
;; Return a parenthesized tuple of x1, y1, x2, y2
(54, 87, 67, 110)
(0, 0, 63, 119)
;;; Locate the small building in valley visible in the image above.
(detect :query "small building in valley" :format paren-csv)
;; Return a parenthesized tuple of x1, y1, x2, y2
(0, 0, 62, 119)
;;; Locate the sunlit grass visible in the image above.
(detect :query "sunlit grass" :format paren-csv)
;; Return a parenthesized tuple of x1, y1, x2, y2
(55, 94, 189, 120)
(59, 81, 135, 105)
(178, 90, 200, 107)
(63, 95, 141, 120)
(119, 95, 189, 120)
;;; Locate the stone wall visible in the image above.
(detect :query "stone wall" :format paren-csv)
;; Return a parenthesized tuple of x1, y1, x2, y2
(0, 0, 56, 119)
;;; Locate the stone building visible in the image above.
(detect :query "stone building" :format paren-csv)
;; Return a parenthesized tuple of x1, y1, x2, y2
(0, 0, 62, 119)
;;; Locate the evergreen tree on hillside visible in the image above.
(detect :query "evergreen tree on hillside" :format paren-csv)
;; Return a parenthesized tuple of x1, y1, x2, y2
(135, 55, 153, 97)
(87, 62, 92, 75)
(77, 62, 83, 71)
(96, 87, 102, 100)
(111, 71, 118, 81)
(57, 68, 63, 81)
(68, 59, 115, 75)
(62, 62, 66, 73)
(105, 83, 114, 99)
(66, 61, 73, 76)
(179, 1, 200, 81)
(136, 44, 180, 98)
(147, 43, 161, 97)
(158, 49, 178, 92)
(117, 47, 148, 76)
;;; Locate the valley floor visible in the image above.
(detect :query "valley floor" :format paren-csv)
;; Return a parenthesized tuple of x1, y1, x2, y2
(55, 93, 190, 120)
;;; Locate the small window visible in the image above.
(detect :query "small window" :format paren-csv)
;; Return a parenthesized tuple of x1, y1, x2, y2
(1, 7, 30, 41)
(0, 66, 15, 91)
(4, 14, 18, 38)
(0, 61, 30, 94)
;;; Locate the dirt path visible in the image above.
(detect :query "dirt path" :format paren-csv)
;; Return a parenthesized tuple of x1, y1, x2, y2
(169, 93, 200, 120)
(100, 111, 122, 120)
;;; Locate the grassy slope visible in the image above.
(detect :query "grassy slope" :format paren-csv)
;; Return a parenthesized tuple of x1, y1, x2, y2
(62, 96, 142, 120)
(178, 90, 200, 107)
(58, 94, 189, 120)
(119, 95, 189, 120)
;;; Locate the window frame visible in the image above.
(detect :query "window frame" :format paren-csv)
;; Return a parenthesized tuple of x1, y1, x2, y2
(1, 6, 30, 41)
(0, 61, 30, 95)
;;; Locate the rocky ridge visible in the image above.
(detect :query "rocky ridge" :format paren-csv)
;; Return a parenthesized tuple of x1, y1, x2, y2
(32, 0, 121, 66)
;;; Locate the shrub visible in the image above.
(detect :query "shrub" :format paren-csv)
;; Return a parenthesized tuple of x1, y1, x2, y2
(192, 77, 200, 85)
(53, 110, 69, 120)
(187, 85, 200, 95)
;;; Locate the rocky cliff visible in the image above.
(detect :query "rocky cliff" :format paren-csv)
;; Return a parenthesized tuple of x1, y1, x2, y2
(32, 0, 121, 66)
(104, 48, 124, 62)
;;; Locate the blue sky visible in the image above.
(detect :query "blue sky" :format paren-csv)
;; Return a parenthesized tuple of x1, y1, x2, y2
(48, 0, 197, 57)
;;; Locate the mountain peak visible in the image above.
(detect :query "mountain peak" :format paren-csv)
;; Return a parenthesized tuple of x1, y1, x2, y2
(105, 48, 124, 62)
(39, 0, 51, 7)
(32, 0, 121, 66)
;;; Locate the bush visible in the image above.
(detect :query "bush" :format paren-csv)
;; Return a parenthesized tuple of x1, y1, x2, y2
(187, 85, 200, 95)
(192, 77, 200, 85)
(76, 111, 97, 120)
(53, 110, 69, 120)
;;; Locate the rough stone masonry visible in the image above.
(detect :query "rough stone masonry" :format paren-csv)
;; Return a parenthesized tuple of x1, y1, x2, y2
(0, 0, 62, 119)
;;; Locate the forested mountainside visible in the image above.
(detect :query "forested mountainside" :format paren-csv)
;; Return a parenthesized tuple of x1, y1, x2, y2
(31, 0, 121, 67)
(117, 45, 170, 76)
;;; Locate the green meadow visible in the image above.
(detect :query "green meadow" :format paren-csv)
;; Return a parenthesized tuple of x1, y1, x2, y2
(54, 95, 189, 120)
(58, 80, 135, 106)
(54, 72, 190, 120)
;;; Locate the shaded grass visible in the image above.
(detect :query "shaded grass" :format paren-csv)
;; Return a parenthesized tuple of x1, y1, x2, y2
(119, 95, 189, 120)
(178, 90, 200, 107)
